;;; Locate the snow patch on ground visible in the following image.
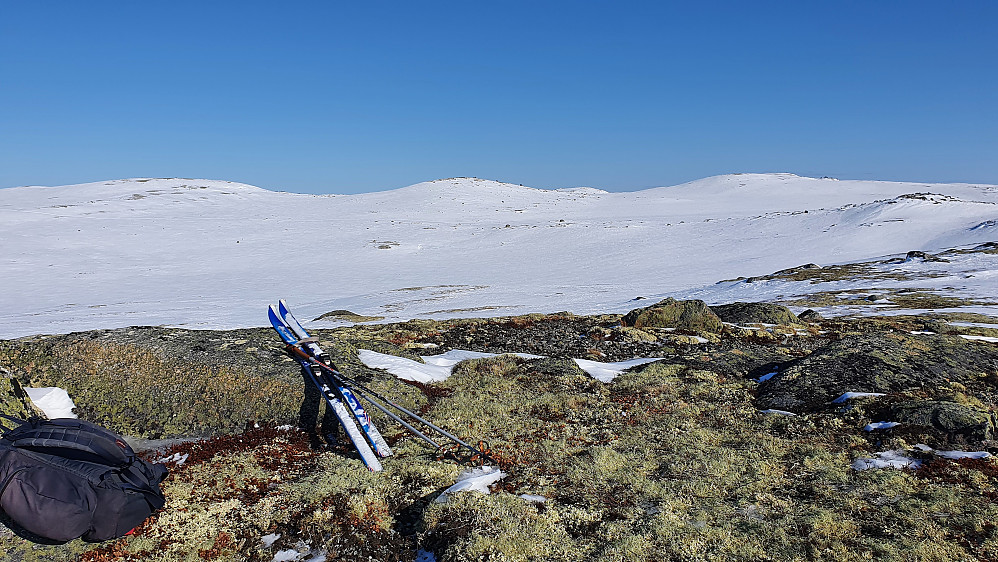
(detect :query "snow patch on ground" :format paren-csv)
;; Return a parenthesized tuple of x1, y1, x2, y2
(960, 335, 998, 343)
(571, 357, 663, 382)
(153, 452, 190, 466)
(358, 349, 660, 383)
(24, 387, 77, 419)
(864, 422, 901, 431)
(853, 450, 922, 471)
(853, 444, 991, 471)
(831, 392, 886, 404)
(435, 466, 507, 503)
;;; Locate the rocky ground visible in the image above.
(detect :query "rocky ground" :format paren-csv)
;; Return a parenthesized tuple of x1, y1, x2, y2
(0, 299, 997, 561)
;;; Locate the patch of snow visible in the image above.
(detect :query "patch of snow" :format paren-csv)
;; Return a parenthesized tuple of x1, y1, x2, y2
(359, 348, 659, 383)
(760, 409, 797, 416)
(24, 387, 77, 419)
(357, 350, 454, 383)
(435, 466, 507, 503)
(864, 421, 901, 431)
(421, 349, 543, 368)
(853, 450, 923, 471)
(910, 331, 936, 335)
(831, 392, 886, 404)
(934, 449, 991, 460)
(261, 533, 281, 548)
(272, 549, 300, 562)
(915, 443, 991, 459)
(949, 321, 998, 329)
(357, 349, 541, 383)
(153, 452, 190, 465)
(960, 335, 998, 343)
(304, 552, 327, 562)
(572, 357, 663, 382)
(520, 494, 547, 503)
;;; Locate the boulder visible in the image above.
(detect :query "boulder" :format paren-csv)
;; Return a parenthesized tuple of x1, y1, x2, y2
(797, 309, 824, 322)
(710, 302, 800, 325)
(888, 400, 994, 440)
(620, 298, 723, 333)
(757, 332, 998, 413)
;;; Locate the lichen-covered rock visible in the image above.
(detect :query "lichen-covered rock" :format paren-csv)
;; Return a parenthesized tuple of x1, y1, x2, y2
(313, 309, 385, 323)
(0, 327, 396, 439)
(0, 373, 44, 421)
(758, 332, 998, 413)
(798, 309, 824, 322)
(620, 298, 723, 333)
(887, 400, 995, 440)
(711, 302, 801, 325)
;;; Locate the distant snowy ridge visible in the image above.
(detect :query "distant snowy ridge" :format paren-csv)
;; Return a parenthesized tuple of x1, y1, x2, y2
(1, 174, 996, 338)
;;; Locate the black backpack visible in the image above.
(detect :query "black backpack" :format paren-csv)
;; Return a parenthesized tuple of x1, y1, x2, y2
(0, 415, 168, 543)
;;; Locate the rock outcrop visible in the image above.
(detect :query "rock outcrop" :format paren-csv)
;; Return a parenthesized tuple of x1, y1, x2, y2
(620, 298, 723, 332)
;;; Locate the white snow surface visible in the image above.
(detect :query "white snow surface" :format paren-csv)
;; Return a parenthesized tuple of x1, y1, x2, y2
(853, 444, 991, 471)
(853, 450, 923, 471)
(960, 335, 998, 343)
(831, 392, 887, 404)
(2, 174, 998, 338)
(571, 357, 664, 383)
(435, 466, 507, 503)
(24, 387, 77, 419)
(358, 349, 658, 383)
(357, 349, 543, 383)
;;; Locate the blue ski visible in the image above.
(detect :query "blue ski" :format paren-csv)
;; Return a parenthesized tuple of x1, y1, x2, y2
(269, 305, 383, 472)
(278, 300, 393, 458)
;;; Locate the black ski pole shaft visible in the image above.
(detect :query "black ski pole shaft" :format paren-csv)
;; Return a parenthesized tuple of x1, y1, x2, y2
(333, 379, 441, 449)
(310, 363, 440, 447)
(285, 344, 488, 457)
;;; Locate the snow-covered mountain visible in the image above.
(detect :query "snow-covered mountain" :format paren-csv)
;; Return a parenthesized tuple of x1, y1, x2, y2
(1, 174, 996, 338)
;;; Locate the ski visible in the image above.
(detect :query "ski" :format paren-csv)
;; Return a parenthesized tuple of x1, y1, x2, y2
(268, 305, 383, 472)
(277, 300, 393, 458)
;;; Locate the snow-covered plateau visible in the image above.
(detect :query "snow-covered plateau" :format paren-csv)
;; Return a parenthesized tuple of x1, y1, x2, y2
(2, 173, 996, 339)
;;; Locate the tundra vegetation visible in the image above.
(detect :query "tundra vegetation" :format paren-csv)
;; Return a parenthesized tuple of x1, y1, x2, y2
(0, 299, 996, 561)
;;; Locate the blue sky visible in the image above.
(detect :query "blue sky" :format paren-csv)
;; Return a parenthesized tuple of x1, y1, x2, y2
(1, 1, 995, 194)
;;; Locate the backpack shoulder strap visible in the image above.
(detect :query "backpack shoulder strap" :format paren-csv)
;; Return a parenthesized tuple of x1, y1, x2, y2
(0, 413, 26, 434)
(9, 419, 132, 466)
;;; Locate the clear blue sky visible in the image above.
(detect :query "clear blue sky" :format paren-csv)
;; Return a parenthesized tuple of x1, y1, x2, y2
(1, 1, 995, 194)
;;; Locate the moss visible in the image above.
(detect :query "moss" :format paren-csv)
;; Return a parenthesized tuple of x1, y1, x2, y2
(313, 310, 385, 323)
(711, 302, 801, 325)
(1, 309, 998, 560)
(621, 298, 724, 333)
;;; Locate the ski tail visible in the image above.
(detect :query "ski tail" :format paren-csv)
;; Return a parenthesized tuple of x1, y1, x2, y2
(339, 386, 393, 458)
(307, 366, 383, 472)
